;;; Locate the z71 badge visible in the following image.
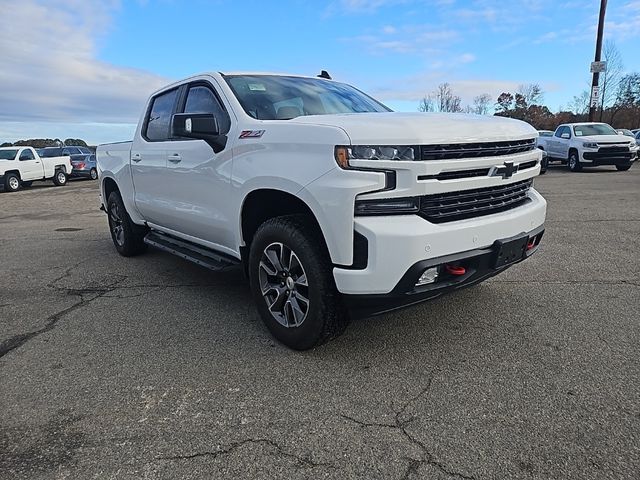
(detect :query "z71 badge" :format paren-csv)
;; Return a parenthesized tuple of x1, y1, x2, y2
(239, 130, 265, 139)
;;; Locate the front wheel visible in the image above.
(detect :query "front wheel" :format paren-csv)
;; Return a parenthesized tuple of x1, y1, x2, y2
(248, 215, 349, 350)
(568, 151, 581, 172)
(106, 191, 148, 256)
(4, 173, 21, 192)
(52, 170, 67, 186)
(616, 164, 631, 171)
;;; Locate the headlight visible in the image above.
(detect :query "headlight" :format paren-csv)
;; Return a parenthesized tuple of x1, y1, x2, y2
(582, 142, 599, 149)
(629, 141, 637, 148)
(335, 145, 415, 168)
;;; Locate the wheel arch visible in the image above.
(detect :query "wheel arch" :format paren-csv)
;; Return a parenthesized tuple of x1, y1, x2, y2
(240, 189, 326, 261)
(3, 169, 21, 179)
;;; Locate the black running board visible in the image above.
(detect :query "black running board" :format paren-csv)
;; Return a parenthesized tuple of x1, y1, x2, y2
(144, 231, 239, 271)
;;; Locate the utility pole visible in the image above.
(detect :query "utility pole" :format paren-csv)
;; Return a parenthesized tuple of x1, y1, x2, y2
(588, 0, 608, 121)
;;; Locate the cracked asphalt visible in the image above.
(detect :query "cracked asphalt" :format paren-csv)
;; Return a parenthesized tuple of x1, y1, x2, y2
(1, 166, 639, 479)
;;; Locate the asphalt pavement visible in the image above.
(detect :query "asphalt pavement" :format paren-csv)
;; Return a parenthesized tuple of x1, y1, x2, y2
(1, 166, 639, 479)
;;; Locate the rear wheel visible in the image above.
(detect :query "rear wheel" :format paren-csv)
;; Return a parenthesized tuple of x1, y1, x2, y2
(106, 191, 148, 256)
(568, 151, 581, 172)
(90, 168, 98, 180)
(4, 173, 20, 192)
(616, 164, 631, 171)
(248, 215, 349, 350)
(52, 169, 67, 186)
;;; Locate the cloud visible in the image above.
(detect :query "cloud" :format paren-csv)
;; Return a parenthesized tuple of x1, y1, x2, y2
(0, 0, 169, 131)
(343, 25, 459, 55)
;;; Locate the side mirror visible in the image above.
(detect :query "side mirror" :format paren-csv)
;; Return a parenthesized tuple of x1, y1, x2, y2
(561, 132, 570, 139)
(171, 113, 227, 153)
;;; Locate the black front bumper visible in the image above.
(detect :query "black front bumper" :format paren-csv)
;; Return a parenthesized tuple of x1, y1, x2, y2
(344, 226, 544, 318)
(582, 151, 636, 166)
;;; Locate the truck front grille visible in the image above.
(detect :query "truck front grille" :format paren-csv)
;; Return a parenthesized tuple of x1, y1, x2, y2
(419, 179, 533, 223)
(420, 139, 536, 160)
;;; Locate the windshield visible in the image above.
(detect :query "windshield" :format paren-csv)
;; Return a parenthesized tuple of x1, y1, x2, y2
(0, 149, 18, 160)
(40, 147, 64, 157)
(224, 75, 391, 120)
(573, 124, 617, 137)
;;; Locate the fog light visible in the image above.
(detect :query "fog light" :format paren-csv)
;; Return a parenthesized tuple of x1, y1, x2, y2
(416, 267, 438, 286)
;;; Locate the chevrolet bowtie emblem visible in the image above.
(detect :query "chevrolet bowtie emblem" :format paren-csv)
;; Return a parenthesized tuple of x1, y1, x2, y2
(490, 161, 519, 179)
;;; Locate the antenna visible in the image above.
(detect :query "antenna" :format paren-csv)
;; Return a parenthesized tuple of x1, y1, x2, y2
(318, 70, 332, 80)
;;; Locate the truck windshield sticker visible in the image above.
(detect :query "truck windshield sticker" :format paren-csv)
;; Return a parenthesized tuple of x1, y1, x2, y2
(248, 83, 266, 91)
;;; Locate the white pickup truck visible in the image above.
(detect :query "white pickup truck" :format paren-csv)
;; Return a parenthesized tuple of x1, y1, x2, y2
(537, 122, 637, 172)
(0, 146, 72, 192)
(97, 72, 547, 349)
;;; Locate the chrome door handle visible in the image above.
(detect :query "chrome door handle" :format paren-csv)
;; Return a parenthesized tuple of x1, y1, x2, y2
(132, 153, 142, 163)
(168, 154, 182, 163)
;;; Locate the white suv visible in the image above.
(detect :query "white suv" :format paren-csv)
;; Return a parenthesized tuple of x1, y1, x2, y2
(97, 72, 547, 349)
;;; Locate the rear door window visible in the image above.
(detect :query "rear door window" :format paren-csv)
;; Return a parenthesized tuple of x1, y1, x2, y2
(145, 88, 179, 141)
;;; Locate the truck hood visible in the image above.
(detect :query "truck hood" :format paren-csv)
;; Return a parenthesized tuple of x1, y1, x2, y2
(289, 112, 537, 145)
(575, 135, 633, 144)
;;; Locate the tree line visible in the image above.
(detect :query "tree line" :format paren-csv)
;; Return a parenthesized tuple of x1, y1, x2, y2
(418, 41, 640, 131)
(0, 138, 92, 149)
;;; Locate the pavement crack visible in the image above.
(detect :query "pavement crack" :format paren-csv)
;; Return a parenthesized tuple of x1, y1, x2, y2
(341, 357, 476, 480)
(155, 438, 333, 469)
(0, 277, 125, 359)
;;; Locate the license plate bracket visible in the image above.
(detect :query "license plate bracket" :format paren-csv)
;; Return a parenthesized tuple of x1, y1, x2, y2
(493, 235, 528, 268)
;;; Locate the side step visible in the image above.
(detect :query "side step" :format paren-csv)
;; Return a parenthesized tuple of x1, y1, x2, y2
(144, 231, 240, 272)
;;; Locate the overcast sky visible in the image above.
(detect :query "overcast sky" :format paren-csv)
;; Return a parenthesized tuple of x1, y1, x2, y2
(1, 0, 639, 144)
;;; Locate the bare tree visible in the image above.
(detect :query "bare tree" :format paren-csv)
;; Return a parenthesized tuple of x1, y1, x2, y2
(599, 40, 624, 120)
(570, 91, 590, 115)
(435, 83, 462, 113)
(418, 95, 434, 112)
(516, 83, 544, 106)
(472, 93, 492, 115)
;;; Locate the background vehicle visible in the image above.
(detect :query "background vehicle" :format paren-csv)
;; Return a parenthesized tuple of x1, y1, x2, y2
(0, 146, 72, 192)
(98, 72, 546, 349)
(543, 122, 637, 172)
(616, 129, 636, 138)
(69, 153, 98, 180)
(41, 146, 97, 180)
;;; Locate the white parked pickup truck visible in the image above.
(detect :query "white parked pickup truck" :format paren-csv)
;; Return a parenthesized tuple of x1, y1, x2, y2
(537, 122, 637, 172)
(97, 72, 547, 349)
(0, 146, 72, 192)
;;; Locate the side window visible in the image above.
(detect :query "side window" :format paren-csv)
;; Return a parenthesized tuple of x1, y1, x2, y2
(79, 147, 91, 154)
(183, 85, 230, 134)
(554, 127, 564, 138)
(19, 149, 35, 161)
(62, 149, 70, 156)
(145, 88, 179, 141)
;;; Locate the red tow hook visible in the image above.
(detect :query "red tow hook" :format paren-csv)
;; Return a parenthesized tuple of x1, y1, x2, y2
(445, 264, 466, 276)
(526, 238, 536, 251)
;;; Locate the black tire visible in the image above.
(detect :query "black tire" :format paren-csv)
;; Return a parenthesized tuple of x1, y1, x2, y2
(568, 150, 581, 172)
(248, 214, 349, 350)
(106, 191, 148, 256)
(90, 168, 98, 180)
(540, 156, 548, 174)
(52, 169, 68, 186)
(616, 164, 631, 171)
(4, 173, 21, 192)
(21, 181, 33, 187)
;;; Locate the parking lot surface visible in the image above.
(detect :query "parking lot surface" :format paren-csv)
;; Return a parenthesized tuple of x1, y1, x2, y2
(1, 167, 639, 479)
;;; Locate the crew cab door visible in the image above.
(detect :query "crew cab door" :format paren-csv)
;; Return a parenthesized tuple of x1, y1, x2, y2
(18, 148, 44, 180)
(130, 86, 180, 226)
(548, 127, 565, 158)
(160, 80, 236, 252)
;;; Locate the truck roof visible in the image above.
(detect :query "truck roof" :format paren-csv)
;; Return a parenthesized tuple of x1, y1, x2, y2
(558, 122, 610, 127)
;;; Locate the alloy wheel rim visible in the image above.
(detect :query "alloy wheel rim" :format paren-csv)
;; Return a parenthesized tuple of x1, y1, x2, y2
(9, 177, 19, 190)
(109, 203, 125, 247)
(570, 156, 576, 169)
(91, 169, 97, 180)
(258, 242, 309, 328)
(58, 172, 66, 183)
